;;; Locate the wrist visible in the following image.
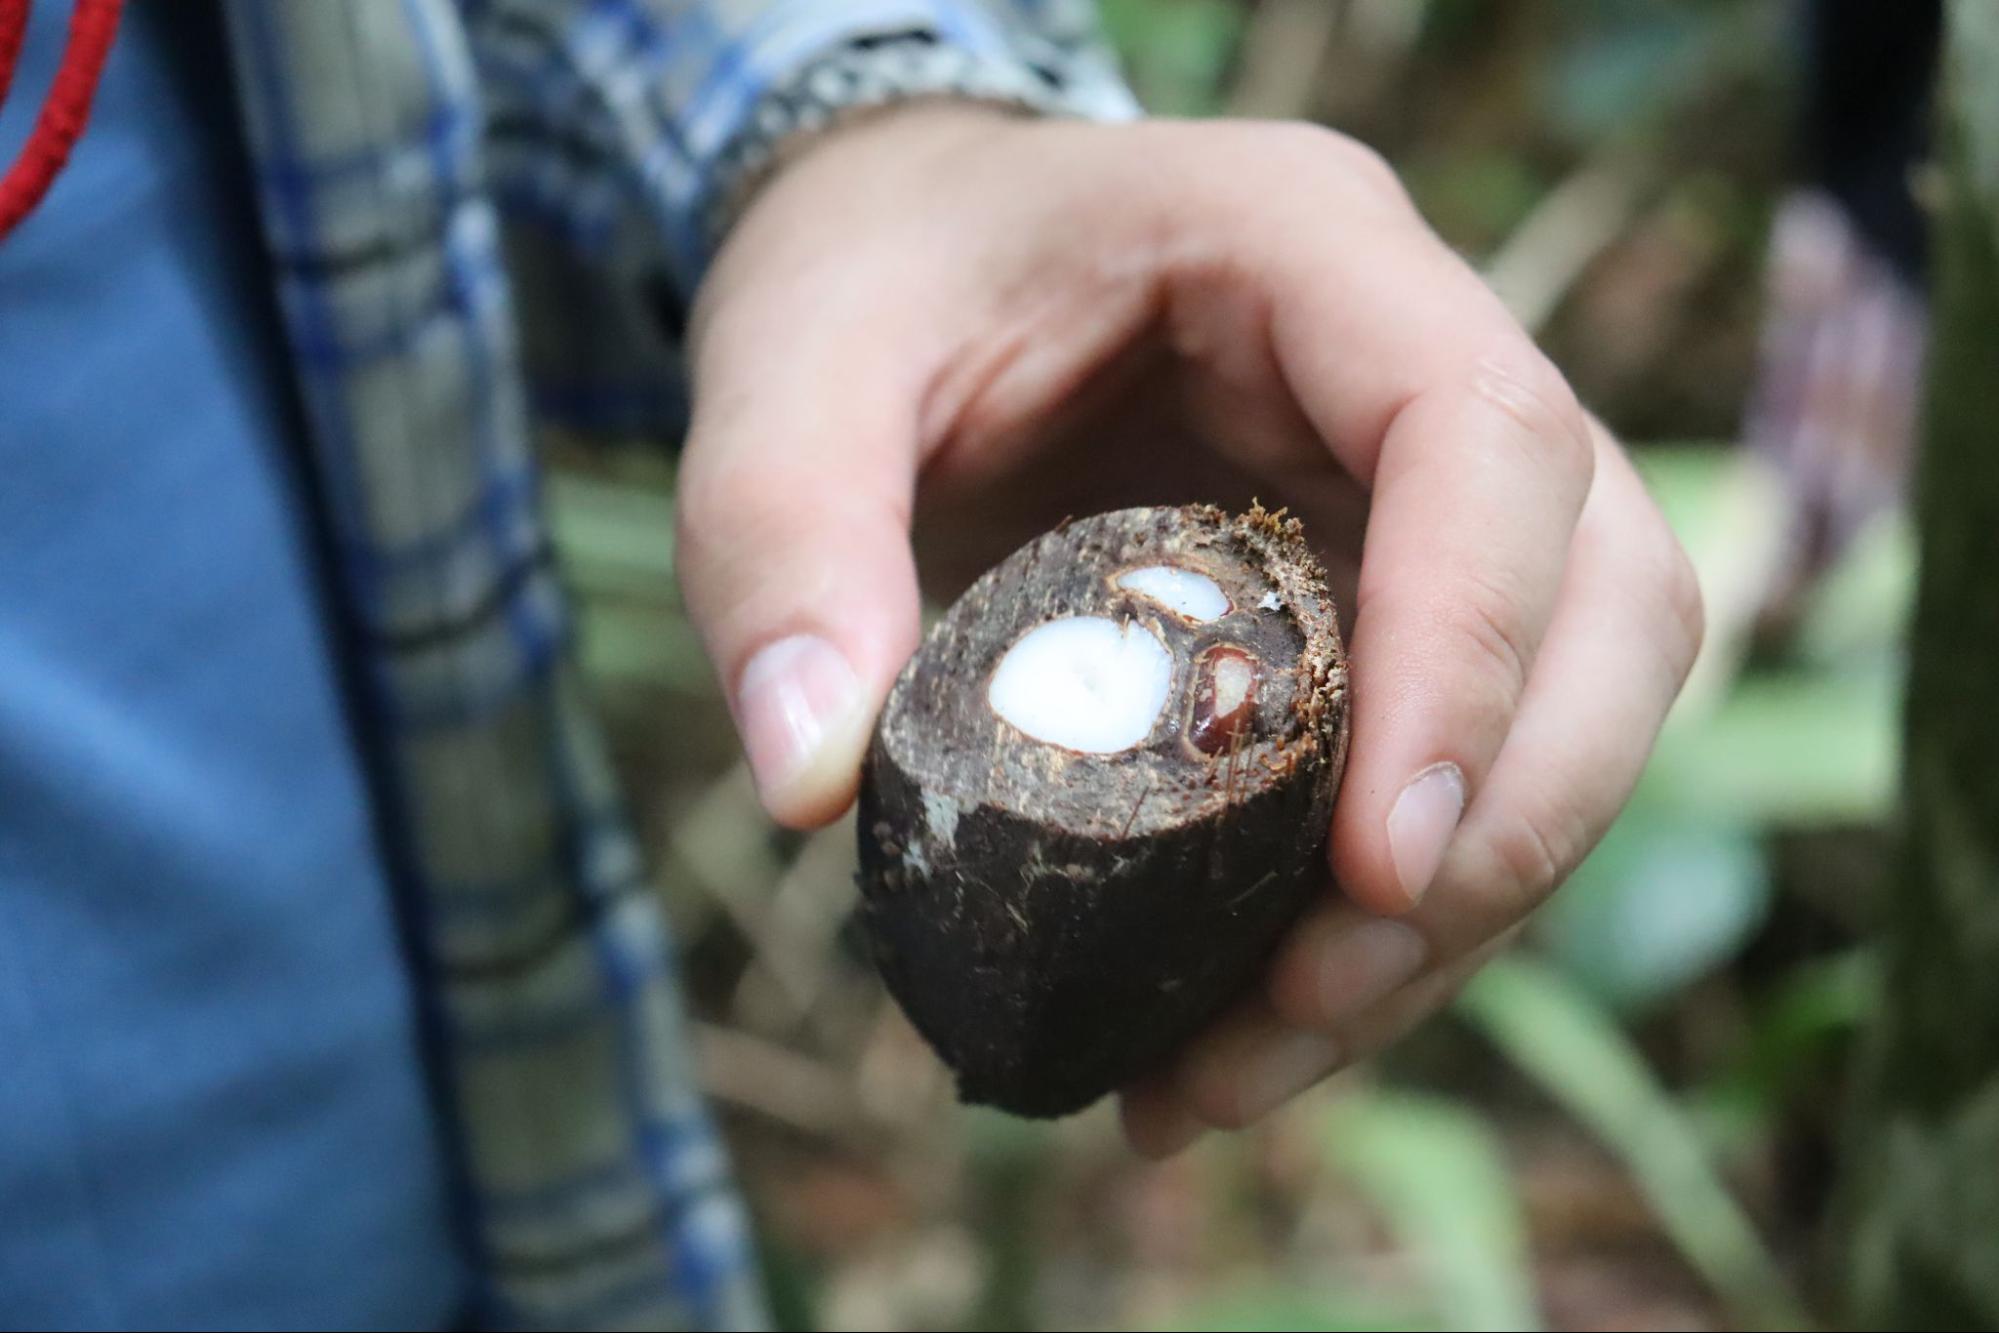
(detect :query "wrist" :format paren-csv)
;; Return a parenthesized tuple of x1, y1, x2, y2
(700, 28, 1104, 255)
(717, 97, 1023, 246)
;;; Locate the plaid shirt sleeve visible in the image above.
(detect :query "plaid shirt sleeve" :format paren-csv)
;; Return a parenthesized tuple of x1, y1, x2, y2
(219, 3, 1135, 1330)
(464, 0, 1141, 445)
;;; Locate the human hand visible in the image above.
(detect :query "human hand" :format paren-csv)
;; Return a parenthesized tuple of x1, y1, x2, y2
(673, 106, 1704, 1153)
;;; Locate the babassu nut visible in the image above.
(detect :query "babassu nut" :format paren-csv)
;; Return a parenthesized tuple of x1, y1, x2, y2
(856, 504, 1350, 1118)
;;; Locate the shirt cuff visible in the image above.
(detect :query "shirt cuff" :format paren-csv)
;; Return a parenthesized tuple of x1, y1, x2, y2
(687, 20, 1142, 281)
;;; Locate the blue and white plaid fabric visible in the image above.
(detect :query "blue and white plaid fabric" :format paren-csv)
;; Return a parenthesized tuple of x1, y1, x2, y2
(215, 2, 1135, 1328)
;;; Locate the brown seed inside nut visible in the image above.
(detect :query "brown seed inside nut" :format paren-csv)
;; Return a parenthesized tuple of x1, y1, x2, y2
(1187, 646, 1261, 756)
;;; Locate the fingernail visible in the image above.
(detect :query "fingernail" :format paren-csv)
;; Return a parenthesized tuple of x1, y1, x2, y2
(1386, 762, 1465, 904)
(735, 634, 862, 804)
(1237, 1032, 1341, 1123)
(1313, 919, 1429, 1023)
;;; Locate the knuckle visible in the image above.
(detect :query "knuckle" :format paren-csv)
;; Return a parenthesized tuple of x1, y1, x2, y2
(676, 452, 798, 560)
(1323, 134, 1410, 206)
(1471, 353, 1594, 483)
(1242, 121, 1414, 213)
(1488, 797, 1590, 909)
(1453, 567, 1538, 709)
(672, 457, 803, 622)
(670, 457, 745, 568)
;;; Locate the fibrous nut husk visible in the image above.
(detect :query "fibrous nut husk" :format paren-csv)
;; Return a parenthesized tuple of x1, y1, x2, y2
(856, 504, 1350, 1118)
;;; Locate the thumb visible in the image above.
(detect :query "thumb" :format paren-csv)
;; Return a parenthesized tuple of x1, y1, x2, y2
(673, 323, 925, 831)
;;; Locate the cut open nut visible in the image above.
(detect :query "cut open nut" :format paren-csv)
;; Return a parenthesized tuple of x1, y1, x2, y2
(1188, 645, 1262, 756)
(858, 504, 1350, 1118)
(987, 616, 1172, 754)
(1115, 564, 1230, 621)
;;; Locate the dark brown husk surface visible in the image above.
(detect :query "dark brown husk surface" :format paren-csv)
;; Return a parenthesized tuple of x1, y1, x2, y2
(858, 505, 1349, 1117)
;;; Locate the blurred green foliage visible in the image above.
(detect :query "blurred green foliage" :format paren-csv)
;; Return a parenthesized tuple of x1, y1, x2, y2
(1162, 1286, 1432, 1333)
(1319, 1092, 1541, 1331)
(1098, 1, 1248, 116)
(1458, 958, 1807, 1329)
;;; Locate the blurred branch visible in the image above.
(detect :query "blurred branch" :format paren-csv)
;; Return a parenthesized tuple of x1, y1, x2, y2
(730, 822, 866, 1045)
(855, 1005, 953, 1132)
(1483, 161, 1649, 335)
(1320, 0, 1429, 119)
(663, 763, 828, 1028)
(1225, 0, 1342, 120)
(695, 1021, 877, 1143)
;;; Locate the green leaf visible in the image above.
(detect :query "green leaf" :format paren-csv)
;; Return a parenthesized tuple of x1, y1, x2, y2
(1317, 1091, 1542, 1333)
(1537, 812, 1771, 1015)
(1628, 442, 1906, 827)
(1159, 1283, 1432, 1333)
(1098, 0, 1247, 115)
(958, 1103, 1056, 1165)
(750, 1231, 823, 1333)
(1455, 956, 1810, 1330)
(1404, 147, 1551, 253)
(959, 1105, 1053, 1333)
(1643, 665, 1901, 826)
(572, 605, 711, 693)
(544, 466, 716, 692)
(1791, 511, 1917, 670)
(546, 468, 678, 592)
(1693, 949, 1881, 1152)
(1627, 442, 1740, 538)
(1547, 4, 1709, 144)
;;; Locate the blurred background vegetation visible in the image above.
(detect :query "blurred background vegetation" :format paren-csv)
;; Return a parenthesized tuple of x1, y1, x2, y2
(546, 2, 1928, 1328)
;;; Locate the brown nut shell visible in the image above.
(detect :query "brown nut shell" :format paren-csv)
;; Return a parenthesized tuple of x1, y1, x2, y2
(856, 504, 1350, 1118)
